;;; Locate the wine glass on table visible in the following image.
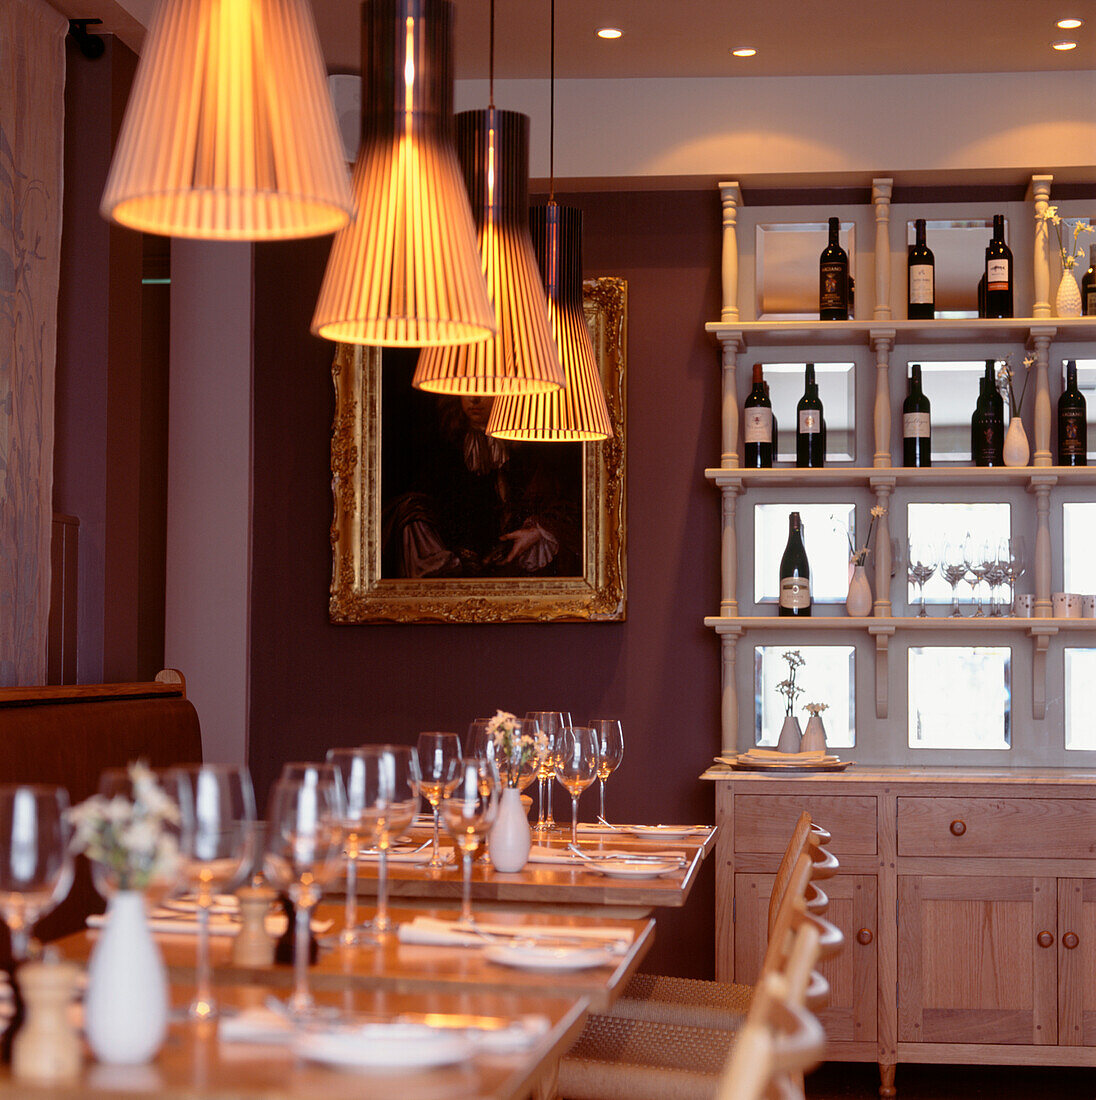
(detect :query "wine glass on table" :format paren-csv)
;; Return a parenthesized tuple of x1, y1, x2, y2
(325, 748, 372, 946)
(589, 719, 624, 825)
(554, 727, 600, 846)
(263, 774, 344, 1017)
(358, 745, 419, 940)
(525, 711, 564, 831)
(168, 764, 256, 1020)
(416, 733, 462, 869)
(0, 786, 73, 962)
(441, 760, 497, 927)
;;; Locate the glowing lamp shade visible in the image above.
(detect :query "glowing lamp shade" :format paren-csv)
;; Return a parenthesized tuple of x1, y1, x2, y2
(312, 0, 495, 346)
(100, 0, 353, 240)
(413, 107, 565, 394)
(488, 203, 612, 440)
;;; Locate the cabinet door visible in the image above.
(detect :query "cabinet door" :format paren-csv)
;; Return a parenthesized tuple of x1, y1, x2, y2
(898, 875, 1058, 1045)
(735, 872, 877, 1043)
(1058, 878, 1096, 1046)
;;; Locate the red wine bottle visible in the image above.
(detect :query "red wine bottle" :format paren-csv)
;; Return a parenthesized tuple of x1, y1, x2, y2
(1082, 245, 1096, 317)
(796, 363, 824, 468)
(907, 219, 935, 320)
(903, 363, 931, 467)
(778, 512, 811, 617)
(764, 381, 777, 457)
(1057, 359, 1087, 467)
(972, 361, 1004, 466)
(984, 214, 1013, 319)
(743, 363, 773, 468)
(819, 218, 849, 321)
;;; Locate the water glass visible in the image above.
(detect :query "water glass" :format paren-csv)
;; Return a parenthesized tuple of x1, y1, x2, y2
(325, 748, 372, 946)
(441, 760, 497, 926)
(416, 733, 462, 869)
(589, 719, 624, 823)
(554, 727, 600, 845)
(525, 711, 564, 830)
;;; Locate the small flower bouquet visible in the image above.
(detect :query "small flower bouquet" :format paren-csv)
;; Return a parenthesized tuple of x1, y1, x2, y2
(486, 710, 547, 788)
(1038, 205, 1093, 271)
(804, 702, 829, 717)
(848, 505, 887, 566)
(775, 650, 805, 718)
(67, 762, 181, 891)
(997, 354, 1033, 419)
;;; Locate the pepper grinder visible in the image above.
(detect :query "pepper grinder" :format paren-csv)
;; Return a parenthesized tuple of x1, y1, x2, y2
(232, 885, 277, 968)
(11, 958, 81, 1083)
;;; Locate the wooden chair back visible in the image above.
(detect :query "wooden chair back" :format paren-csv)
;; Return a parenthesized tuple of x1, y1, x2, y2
(766, 812, 813, 936)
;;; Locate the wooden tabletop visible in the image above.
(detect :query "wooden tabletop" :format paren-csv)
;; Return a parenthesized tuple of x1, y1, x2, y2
(54, 904, 655, 1015)
(0, 981, 587, 1099)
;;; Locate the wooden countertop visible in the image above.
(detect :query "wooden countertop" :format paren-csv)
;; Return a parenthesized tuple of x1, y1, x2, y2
(701, 765, 1096, 785)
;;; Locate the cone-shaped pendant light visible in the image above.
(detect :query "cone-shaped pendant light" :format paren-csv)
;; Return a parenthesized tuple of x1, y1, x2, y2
(413, 107, 565, 394)
(312, 0, 495, 346)
(488, 202, 613, 439)
(101, 0, 353, 240)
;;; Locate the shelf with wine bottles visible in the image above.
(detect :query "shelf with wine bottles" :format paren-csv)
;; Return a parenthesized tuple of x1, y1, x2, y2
(705, 466, 1096, 490)
(704, 615, 1096, 632)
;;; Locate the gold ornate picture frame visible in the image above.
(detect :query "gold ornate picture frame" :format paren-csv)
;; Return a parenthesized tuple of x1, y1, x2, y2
(330, 277, 627, 623)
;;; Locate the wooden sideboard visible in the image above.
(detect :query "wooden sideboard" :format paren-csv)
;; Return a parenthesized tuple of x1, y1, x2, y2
(704, 766, 1096, 1096)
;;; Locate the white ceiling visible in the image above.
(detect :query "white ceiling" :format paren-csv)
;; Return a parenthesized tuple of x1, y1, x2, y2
(54, 0, 1096, 79)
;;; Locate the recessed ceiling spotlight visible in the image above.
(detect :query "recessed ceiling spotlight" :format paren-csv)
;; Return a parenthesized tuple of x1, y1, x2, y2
(1052, 39, 1078, 49)
(1057, 17, 1083, 29)
(596, 27, 622, 39)
(731, 47, 757, 57)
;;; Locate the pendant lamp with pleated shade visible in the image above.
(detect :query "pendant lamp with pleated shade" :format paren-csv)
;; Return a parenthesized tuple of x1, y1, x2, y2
(412, 107, 565, 395)
(487, 201, 613, 440)
(100, 0, 354, 241)
(312, 0, 496, 347)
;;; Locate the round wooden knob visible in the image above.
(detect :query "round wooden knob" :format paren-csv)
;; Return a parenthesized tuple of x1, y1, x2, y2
(856, 928, 873, 945)
(1037, 930, 1054, 948)
(1063, 932, 1079, 950)
(949, 820, 966, 836)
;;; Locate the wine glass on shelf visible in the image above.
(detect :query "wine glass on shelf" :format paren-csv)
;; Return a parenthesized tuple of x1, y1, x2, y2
(0, 786, 73, 962)
(1006, 536, 1027, 616)
(940, 540, 970, 618)
(441, 760, 498, 927)
(965, 536, 988, 617)
(589, 719, 624, 825)
(358, 745, 419, 940)
(325, 748, 372, 946)
(554, 727, 600, 845)
(525, 711, 564, 831)
(907, 540, 937, 617)
(985, 540, 1009, 617)
(263, 774, 344, 1017)
(415, 733, 462, 869)
(168, 764, 256, 1020)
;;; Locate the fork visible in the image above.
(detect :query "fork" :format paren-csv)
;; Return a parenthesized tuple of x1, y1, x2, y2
(566, 843, 685, 867)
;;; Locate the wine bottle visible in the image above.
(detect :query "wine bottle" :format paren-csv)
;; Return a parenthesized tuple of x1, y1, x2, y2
(907, 219, 935, 319)
(972, 360, 1004, 466)
(764, 381, 778, 457)
(796, 363, 824, 468)
(819, 217, 849, 321)
(1082, 245, 1096, 317)
(778, 512, 811, 617)
(1057, 359, 1087, 467)
(743, 363, 774, 468)
(984, 214, 1013, 319)
(903, 363, 931, 467)
(977, 271, 986, 318)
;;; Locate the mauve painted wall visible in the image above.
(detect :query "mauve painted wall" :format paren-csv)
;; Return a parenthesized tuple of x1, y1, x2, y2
(250, 189, 725, 977)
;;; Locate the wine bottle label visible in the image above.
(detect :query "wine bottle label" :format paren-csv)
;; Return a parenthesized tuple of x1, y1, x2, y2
(779, 577, 811, 609)
(820, 263, 847, 311)
(744, 408, 773, 443)
(798, 410, 822, 435)
(987, 258, 1010, 293)
(1060, 410, 1086, 455)
(903, 412, 930, 438)
(909, 265, 933, 304)
(1086, 288, 1096, 316)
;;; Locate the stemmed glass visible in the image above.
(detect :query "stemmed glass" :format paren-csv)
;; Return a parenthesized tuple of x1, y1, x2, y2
(965, 535, 989, 617)
(359, 745, 419, 940)
(525, 711, 564, 830)
(589, 719, 624, 824)
(263, 774, 344, 1017)
(554, 727, 600, 845)
(1007, 536, 1027, 616)
(440, 760, 497, 927)
(169, 764, 256, 1020)
(940, 540, 970, 618)
(325, 748, 371, 946)
(907, 540, 937, 617)
(0, 786, 73, 962)
(985, 540, 1009, 616)
(415, 733, 462, 869)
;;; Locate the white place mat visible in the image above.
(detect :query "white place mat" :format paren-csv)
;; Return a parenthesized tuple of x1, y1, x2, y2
(397, 915, 633, 953)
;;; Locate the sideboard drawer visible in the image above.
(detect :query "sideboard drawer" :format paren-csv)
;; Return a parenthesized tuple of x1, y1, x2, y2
(735, 794, 878, 855)
(897, 797, 1096, 858)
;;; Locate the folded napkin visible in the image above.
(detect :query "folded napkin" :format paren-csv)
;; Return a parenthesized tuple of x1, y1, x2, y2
(219, 1007, 294, 1044)
(397, 915, 633, 953)
(577, 823, 709, 836)
(357, 846, 453, 865)
(738, 748, 839, 764)
(526, 844, 686, 866)
(87, 910, 334, 937)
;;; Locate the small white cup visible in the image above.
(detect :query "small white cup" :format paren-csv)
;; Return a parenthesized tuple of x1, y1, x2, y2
(1053, 592, 1083, 618)
(1083, 595, 1096, 619)
(1016, 594, 1035, 618)
(1052, 592, 1069, 617)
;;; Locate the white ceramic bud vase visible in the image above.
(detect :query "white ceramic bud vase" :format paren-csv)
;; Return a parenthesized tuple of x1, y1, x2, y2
(800, 715, 828, 753)
(487, 787, 532, 872)
(846, 563, 872, 617)
(1056, 270, 1082, 318)
(1003, 418, 1030, 467)
(776, 716, 802, 753)
(84, 891, 168, 1065)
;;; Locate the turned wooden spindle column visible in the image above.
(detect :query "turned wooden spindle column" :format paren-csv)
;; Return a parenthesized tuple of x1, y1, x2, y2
(1031, 476, 1053, 618)
(720, 484, 741, 617)
(719, 631, 742, 756)
(872, 179, 893, 320)
(719, 182, 743, 323)
(872, 331, 895, 467)
(720, 334, 743, 468)
(1030, 175, 1053, 320)
(1031, 328, 1053, 466)
(872, 479, 895, 616)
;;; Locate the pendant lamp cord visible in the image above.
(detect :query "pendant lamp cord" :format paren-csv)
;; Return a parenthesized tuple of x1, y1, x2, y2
(549, 0, 555, 202)
(489, 0, 495, 107)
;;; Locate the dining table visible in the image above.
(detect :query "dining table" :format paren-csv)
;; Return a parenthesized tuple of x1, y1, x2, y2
(0, 979, 589, 1099)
